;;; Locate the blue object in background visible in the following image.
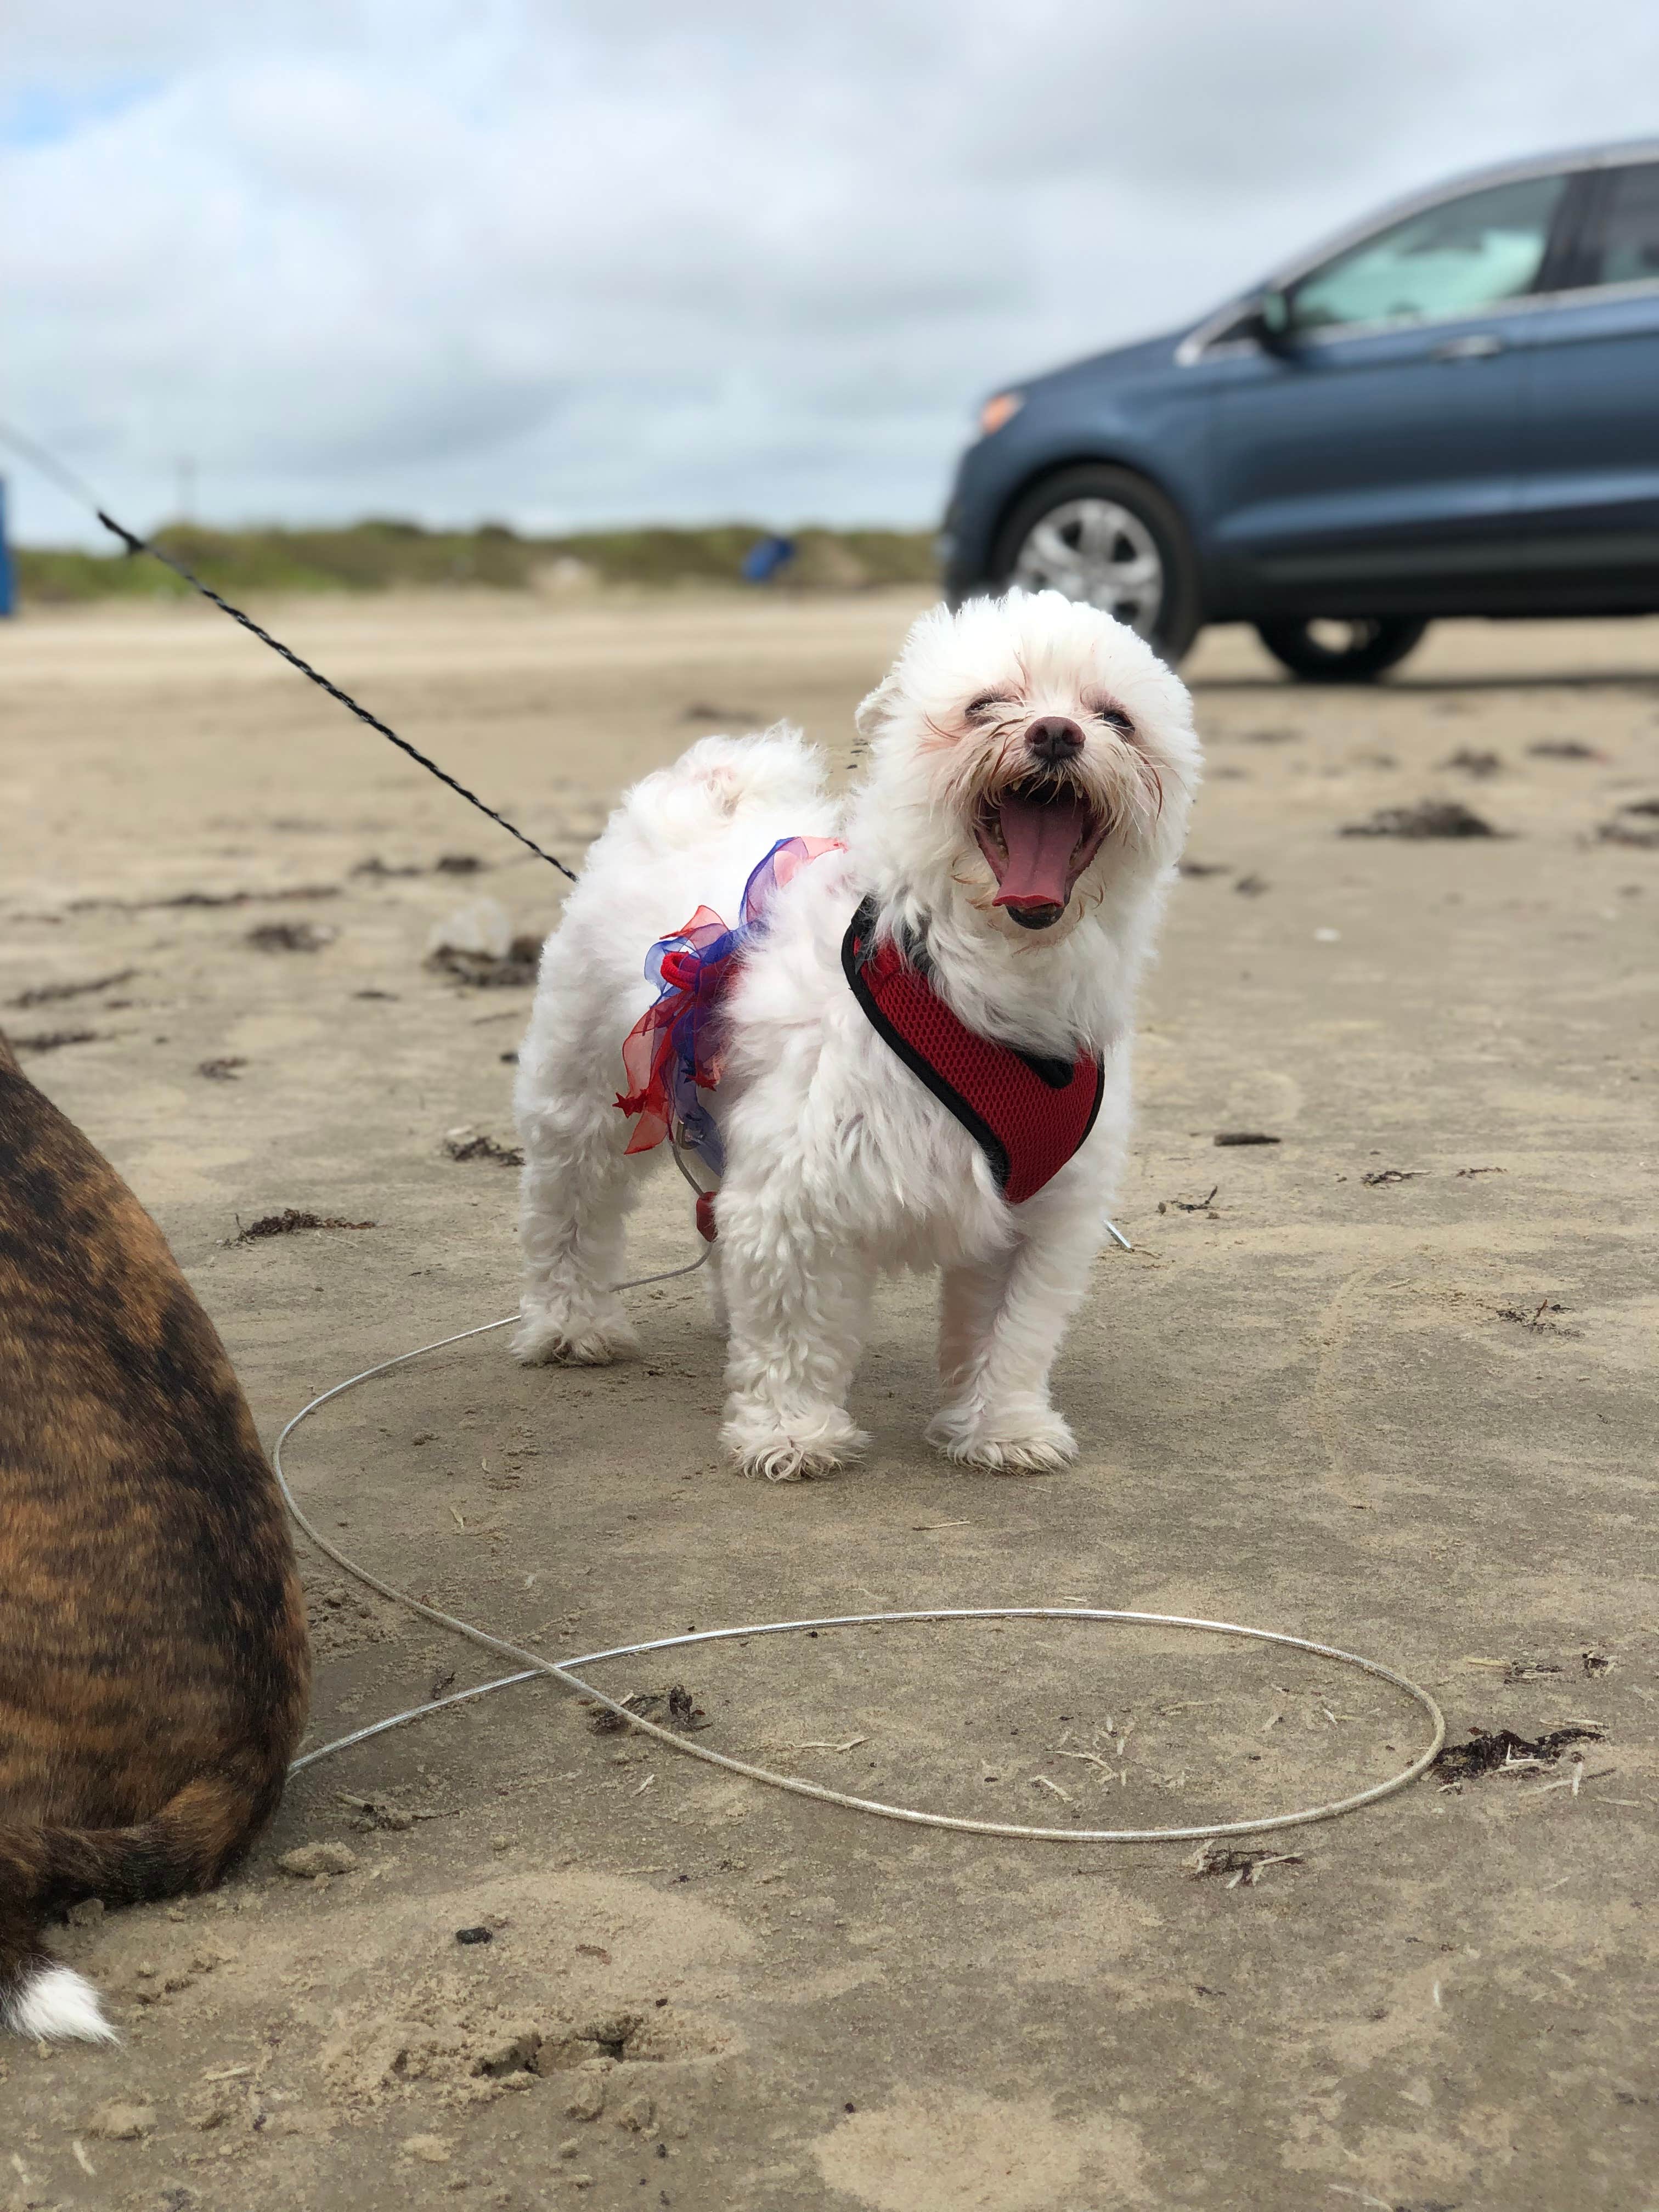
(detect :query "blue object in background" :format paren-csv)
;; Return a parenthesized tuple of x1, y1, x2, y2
(0, 477, 13, 618)
(941, 137, 1659, 679)
(742, 533, 796, 584)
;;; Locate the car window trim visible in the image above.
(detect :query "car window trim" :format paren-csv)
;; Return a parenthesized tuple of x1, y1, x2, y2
(1176, 140, 1659, 366)
(1184, 270, 1659, 365)
(1528, 269, 1659, 315)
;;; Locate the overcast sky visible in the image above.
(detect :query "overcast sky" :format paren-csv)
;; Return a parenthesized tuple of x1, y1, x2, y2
(7, 1, 1659, 543)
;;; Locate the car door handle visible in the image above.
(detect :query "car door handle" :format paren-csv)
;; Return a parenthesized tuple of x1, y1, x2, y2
(1430, 333, 1506, 362)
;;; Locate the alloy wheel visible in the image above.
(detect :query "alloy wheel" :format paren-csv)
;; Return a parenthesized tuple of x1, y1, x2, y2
(1009, 498, 1165, 634)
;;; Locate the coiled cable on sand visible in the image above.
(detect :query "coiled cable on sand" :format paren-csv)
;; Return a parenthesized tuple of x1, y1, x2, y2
(274, 1254, 1444, 1843)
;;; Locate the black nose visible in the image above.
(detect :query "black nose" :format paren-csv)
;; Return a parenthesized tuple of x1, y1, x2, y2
(1025, 716, 1084, 764)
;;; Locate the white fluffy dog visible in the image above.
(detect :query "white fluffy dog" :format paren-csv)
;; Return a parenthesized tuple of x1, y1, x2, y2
(514, 589, 1199, 1480)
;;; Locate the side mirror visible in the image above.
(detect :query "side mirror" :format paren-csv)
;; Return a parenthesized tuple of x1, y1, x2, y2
(1244, 288, 1297, 356)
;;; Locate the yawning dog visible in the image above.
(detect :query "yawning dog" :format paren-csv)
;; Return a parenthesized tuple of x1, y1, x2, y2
(0, 1034, 309, 2041)
(514, 589, 1199, 1480)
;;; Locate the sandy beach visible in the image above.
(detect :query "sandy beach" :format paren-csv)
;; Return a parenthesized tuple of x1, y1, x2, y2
(2, 586, 1656, 2210)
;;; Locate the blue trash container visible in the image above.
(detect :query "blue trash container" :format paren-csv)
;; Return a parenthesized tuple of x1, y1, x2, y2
(741, 533, 795, 585)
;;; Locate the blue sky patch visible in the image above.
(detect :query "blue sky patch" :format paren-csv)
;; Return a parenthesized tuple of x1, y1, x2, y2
(2, 78, 160, 150)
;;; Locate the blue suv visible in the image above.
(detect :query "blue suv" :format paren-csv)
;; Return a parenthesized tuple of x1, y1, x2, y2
(941, 139, 1659, 678)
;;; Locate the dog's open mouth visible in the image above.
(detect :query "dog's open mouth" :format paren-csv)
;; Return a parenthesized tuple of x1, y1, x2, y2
(974, 780, 1110, 930)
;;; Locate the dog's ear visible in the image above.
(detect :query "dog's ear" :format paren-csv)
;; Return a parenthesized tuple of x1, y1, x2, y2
(854, 673, 900, 742)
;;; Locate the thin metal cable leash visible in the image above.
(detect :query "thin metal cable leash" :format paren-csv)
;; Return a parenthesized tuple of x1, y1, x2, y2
(278, 1259, 1445, 1844)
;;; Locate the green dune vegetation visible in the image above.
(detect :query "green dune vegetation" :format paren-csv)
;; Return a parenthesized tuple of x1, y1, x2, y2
(16, 519, 939, 603)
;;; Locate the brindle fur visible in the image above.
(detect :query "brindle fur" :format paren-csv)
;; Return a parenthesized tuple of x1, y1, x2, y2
(0, 1030, 309, 2029)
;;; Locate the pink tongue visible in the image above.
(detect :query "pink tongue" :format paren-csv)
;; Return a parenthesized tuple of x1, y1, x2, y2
(992, 792, 1088, 910)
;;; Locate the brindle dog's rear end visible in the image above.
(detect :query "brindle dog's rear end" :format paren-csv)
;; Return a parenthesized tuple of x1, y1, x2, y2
(0, 1032, 309, 2041)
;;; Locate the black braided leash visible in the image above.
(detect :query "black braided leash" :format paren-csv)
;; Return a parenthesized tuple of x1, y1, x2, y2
(93, 512, 577, 881)
(1, 416, 575, 874)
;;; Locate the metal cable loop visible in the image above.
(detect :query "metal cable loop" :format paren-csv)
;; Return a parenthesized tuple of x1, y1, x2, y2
(275, 1258, 1445, 1845)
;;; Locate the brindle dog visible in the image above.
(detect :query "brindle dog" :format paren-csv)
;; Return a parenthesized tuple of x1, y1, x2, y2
(0, 1031, 309, 2041)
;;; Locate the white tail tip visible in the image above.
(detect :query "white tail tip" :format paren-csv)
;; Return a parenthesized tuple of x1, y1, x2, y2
(5, 1962, 118, 2044)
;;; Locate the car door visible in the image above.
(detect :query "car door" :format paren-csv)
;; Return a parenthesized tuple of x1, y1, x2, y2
(1514, 157, 1659, 597)
(1201, 170, 1574, 612)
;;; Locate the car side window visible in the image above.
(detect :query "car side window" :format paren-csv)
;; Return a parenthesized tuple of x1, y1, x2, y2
(1585, 162, 1659, 288)
(1287, 173, 1568, 335)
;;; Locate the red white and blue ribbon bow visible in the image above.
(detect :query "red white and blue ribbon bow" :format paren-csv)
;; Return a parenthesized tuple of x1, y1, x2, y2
(615, 836, 843, 1175)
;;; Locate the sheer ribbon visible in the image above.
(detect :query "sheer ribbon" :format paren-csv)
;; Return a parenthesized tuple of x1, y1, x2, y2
(615, 836, 844, 1174)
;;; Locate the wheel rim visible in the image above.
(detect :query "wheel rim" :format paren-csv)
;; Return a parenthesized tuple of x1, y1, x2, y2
(1010, 498, 1165, 633)
(1304, 618, 1386, 661)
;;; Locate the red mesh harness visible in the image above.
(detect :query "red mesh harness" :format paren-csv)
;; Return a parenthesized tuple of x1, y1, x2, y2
(841, 898, 1104, 1205)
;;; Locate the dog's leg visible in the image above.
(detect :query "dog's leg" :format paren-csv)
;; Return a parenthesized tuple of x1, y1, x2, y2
(705, 1241, 730, 1336)
(927, 1218, 1095, 1472)
(716, 1202, 871, 1481)
(513, 1082, 644, 1368)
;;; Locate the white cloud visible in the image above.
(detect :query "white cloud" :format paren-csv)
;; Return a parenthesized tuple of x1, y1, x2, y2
(5, 0, 1659, 541)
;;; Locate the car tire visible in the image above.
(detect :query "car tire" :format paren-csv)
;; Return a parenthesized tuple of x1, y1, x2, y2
(989, 464, 1203, 665)
(1255, 617, 1429, 683)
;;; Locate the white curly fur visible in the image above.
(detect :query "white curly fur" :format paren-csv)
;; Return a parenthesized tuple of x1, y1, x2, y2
(514, 590, 1200, 1480)
(3, 1961, 116, 2044)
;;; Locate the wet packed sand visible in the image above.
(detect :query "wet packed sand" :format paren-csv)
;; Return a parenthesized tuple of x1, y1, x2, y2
(2, 588, 1656, 2209)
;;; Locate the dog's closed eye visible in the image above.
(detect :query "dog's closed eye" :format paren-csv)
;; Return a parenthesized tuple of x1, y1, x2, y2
(965, 691, 1018, 718)
(1088, 699, 1136, 736)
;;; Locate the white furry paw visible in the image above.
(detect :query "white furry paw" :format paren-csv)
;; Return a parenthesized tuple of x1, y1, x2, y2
(925, 1404, 1076, 1473)
(721, 1402, 868, 1483)
(512, 1302, 640, 1367)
